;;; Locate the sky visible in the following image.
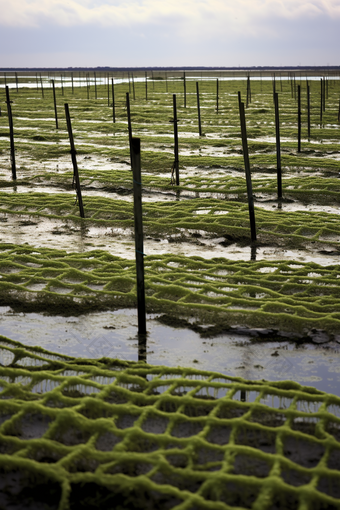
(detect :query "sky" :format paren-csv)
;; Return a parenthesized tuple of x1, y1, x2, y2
(0, 0, 339, 68)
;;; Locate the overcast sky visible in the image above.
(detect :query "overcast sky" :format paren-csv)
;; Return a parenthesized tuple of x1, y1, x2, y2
(0, 0, 339, 68)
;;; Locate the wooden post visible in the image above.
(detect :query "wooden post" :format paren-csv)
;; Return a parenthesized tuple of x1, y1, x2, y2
(71, 72, 74, 94)
(126, 92, 133, 167)
(272, 74, 276, 103)
(172, 94, 179, 186)
(307, 81, 311, 139)
(40, 73, 44, 99)
(5, 86, 16, 180)
(166, 72, 168, 93)
(320, 78, 323, 126)
(107, 74, 110, 106)
(131, 137, 147, 336)
(246, 75, 250, 107)
(86, 74, 90, 100)
(238, 92, 256, 242)
(323, 77, 326, 112)
(36, 73, 39, 91)
(196, 81, 202, 137)
(61, 74, 64, 96)
(297, 85, 301, 152)
(216, 78, 219, 114)
(112, 79, 116, 123)
(52, 80, 58, 130)
(64, 103, 85, 219)
(132, 73, 135, 100)
(94, 72, 97, 99)
(274, 92, 282, 199)
(15, 72, 18, 92)
(145, 71, 148, 101)
(183, 72, 186, 108)
(338, 96, 340, 122)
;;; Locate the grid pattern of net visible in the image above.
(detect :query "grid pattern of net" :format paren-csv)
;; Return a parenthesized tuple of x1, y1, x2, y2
(1, 337, 340, 509)
(1, 244, 340, 335)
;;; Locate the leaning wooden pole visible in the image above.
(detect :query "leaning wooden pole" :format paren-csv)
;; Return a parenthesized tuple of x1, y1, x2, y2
(52, 80, 58, 130)
(5, 86, 16, 180)
(126, 92, 133, 167)
(64, 104, 85, 219)
(297, 84, 301, 152)
(238, 92, 256, 242)
(196, 82, 202, 137)
(172, 94, 180, 186)
(111, 79, 116, 123)
(274, 92, 282, 199)
(131, 137, 147, 336)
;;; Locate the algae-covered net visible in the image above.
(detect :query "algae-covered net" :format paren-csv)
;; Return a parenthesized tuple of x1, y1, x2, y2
(1, 337, 340, 509)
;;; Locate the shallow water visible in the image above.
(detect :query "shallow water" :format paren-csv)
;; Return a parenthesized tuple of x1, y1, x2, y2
(1, 306, 339, 398)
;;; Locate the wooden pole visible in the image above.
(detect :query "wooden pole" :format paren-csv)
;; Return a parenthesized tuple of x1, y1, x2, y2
(338, 96, 340, 122)
(94, 72, 97, 99)
(107, 74, 110, 106)
(246, 75, 250, 108)
(52, 80, 58, 130)
(64, 103, 85, 219)
(172, 94, 179, 186)
(307, 81, 311, 139)
(166, 72, 168, 93)
(183, 72, 187, 108)
(111, 79, 116, 123)
(320, 78, 323, 126)
(5, 86, 16, 180)
(272, 74, 276, 103)
(86, 74, 90, 100)
(238, 92, 256, 242)
(61, 74, 64, 96)
(132, 73, 135, 100)
(274, 92, 282, 199)
(71, 72, 74, 94)
(297, 84, 301, 152)
(196, 81, 202, 137)
(131, 137, 147, 336)
(126, 92, 133, 167)
(216, 78, 219, 114)
(15, 72, 18, 92)
(36, 73, 39, 91)
(40, 73, 44, 99)
(145, 71, 148, 101)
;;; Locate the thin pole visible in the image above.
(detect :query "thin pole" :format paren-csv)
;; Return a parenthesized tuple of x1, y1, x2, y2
(71, 72, 74, 94)
(15, 72, 18, 92)
(172, 94, 179, 186)
(40, 73, 44, 99)
(183, 72, 186, 108)
(111, 79, 116, 123)
(320, 78, 323, 126)
(216, 78, 219, 114)
(107, 74, 110, 106)
(238, 92, 256, 242)
(94, 72, 97, 99)
(131, 137, 147, 336)
(145, 71, 148, 101)
(52, 80, 58, 129)
(5, 86, 16, 180)
(297, 84, 301, 152)
(274, 92, 282, 199)
(196, 81, 202, 137)
(126, 92, 133, 167)
(132, 73, 135, 100)
(64, 103, 85, 218)
(307, 81, 311, 139)
(61, 74, 64, 96)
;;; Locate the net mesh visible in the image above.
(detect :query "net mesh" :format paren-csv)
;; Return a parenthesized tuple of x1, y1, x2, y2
(1, 336, 340, 509)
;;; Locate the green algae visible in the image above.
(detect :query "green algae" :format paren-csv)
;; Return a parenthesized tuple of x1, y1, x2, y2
(1, 336, 340, 509)
(0, 243, 339, 336)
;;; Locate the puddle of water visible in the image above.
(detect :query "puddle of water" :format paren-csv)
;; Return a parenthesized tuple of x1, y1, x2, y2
(1, 306, 339, 398)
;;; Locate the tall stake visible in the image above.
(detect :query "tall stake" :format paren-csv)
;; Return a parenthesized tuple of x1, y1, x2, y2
(320, 78, 323, 126)
(216, 78, 219, 114)
(64, 103, 85, 219)
(94, 72, 97, 99)
(40, 73, 44, 98)
(297, 85, 301, 152)
(145, 71, 148, 101)
(5, 86, 16, 180)
(238, 92, 256, 242)
(172, 94, 179, 185)
(52, 80, 58, 129)
(126, 92, 133, 167)
(307, 82, 311, 139)
(132, 73, 135, 100)
(196, 82, 202, 137)
(111, 79, 116, 123)
(183, 72, 187, 108)
(274, 92, 282, 199)
(131, 137, 147, 336)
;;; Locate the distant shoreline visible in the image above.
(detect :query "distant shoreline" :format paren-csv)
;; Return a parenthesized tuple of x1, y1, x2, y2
(1, 65, 340, 72)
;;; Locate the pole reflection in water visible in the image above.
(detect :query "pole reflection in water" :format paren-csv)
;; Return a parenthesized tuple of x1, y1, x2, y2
(138, 334, 147, 363)
(251, 245, 257, 261)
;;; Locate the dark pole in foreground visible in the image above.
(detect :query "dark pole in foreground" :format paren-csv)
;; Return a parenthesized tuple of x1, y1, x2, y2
(238, 92, 256, 242)
(274, 92, 282, 199)
(64, 103, 85, 219)
(196, 82, 202, 137)
(297, 84, 301, 152)
(5, 86, 16, 180)
(172, 94, 179, 185)
(52, 80, 58, 129)
(131, 137, 147, 336)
